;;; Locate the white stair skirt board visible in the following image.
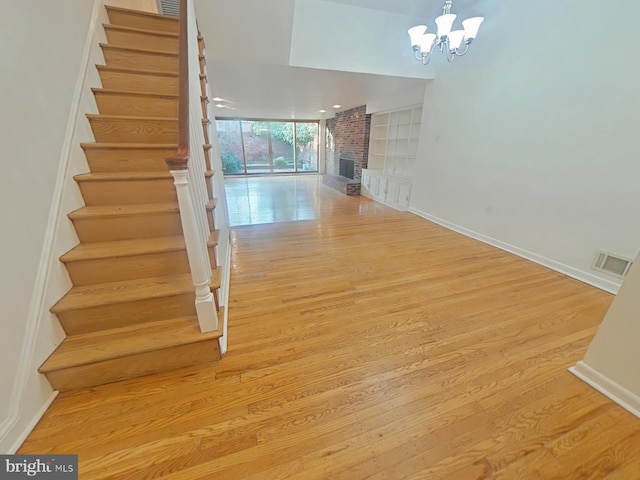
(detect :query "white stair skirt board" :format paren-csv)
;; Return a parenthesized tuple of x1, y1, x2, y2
(219, 237, 232, 355)
(408, 208, 622, 295)
(569, 361, 640, 420)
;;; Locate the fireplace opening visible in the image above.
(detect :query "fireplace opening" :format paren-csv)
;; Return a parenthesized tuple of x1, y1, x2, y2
(339, 158, 355, 179)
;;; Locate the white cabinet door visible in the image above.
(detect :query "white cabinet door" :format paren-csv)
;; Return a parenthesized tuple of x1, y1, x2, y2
(398, 182, 412, 209)
(386, 178, 400, 205)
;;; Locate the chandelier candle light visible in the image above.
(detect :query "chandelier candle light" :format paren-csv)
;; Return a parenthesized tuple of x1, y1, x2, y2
(408, 0, 484, 64)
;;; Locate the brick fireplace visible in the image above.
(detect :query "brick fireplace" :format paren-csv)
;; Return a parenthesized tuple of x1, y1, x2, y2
(323, 105, 371, 195)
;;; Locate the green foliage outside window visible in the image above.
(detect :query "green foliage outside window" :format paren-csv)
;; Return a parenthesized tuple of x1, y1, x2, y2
(221, 153, 242, 174)
(250, 122, 316, 146)
(216, 119, 318, 174)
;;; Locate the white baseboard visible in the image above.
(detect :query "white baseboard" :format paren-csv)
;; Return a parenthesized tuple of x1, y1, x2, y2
(570, 361, 640, 419)
(0, 0, 103, 453)
(7, 392, 58, 454)
(408, 207, 621, 294)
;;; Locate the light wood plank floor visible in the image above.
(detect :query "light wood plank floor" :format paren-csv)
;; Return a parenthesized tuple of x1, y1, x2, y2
(224, 174, 368, 226)
(20, 178, 640, 479)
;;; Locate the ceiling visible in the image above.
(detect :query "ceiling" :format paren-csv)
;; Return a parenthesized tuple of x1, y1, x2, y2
(195, 0, 488, 120)
(208, 61, 429, 120)
(323, 0, 481, 18)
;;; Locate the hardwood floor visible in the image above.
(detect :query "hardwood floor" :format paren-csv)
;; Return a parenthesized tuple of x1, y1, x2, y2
(224, 174, 373, 226)
(20, 177, 640, 478)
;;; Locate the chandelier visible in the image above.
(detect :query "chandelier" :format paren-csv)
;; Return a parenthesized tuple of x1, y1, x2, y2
(408, 0, 484, 64)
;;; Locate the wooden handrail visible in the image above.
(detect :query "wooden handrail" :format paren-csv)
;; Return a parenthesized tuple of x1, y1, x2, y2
(166, 0, 189, 170)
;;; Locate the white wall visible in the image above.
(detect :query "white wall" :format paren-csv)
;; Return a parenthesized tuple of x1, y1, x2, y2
(290, 0, 433, 79)
(365, 82, 429, 115)
(571, 252, 640, 416)
(0, 0, 105, 452)
(410, 0, 640, 293)
(195, 0, 295, 65)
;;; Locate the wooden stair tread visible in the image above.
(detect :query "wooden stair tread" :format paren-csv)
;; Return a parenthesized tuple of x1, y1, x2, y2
(96, 65, 178, 78)
(102, 23, 179, 39)
(52, 268, 221, 313)
(86, 113, 178, 122)
(38, 2, 226, 391)
(74, 171, 173, 182)
(61, 231, 219, 262)
(61, 235, 186, 262)
(69, 202, 179, 219)
(105, 5, 179, 22)
(91, 88, 178, 99)
(81, 142, 176, 150)
(99, 43, 178, 57)
(52, 273, 195, 312)
(39, 316, 220, 373)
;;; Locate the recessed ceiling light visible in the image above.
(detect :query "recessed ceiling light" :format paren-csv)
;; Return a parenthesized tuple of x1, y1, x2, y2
(332, 104, 341, 109)
(212, 97, 224, 102)
(215, 103, 225, 108)
(319, 109, 326, 113)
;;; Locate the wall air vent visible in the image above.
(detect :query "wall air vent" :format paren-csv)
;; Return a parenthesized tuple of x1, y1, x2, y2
(158, 0, 179, 16)
(592, 251, 633, 278)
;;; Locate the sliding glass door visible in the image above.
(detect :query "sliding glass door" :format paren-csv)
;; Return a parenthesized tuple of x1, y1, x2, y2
(241, 121, 271, 174)
(296, 122, 319, 172)
(216, 119, 319, 175)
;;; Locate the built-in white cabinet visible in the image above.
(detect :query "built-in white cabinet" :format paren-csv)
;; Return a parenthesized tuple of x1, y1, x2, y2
(365, 105, 422, 210)
(361, 169, 412, 211)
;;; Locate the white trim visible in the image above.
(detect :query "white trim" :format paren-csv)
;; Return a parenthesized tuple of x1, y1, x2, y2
(219, 234, 232, 355)
(0, 0, 103, 451)
(7, 392, 58, 454)
(569, 361, 640, 419)
(408, 207, 621, 294)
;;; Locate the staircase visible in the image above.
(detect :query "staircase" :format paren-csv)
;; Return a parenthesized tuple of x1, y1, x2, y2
(39, 5, 224, 391)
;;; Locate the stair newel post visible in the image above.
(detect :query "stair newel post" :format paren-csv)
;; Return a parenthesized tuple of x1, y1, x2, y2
(170, 169, 218, 332)
(165, 0, 217, 333)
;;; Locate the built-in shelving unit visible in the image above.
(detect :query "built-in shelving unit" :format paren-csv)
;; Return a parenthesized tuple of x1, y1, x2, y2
(367, 105, 422, 178)
(363, 105, 423, 210)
